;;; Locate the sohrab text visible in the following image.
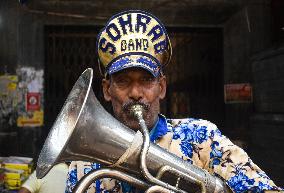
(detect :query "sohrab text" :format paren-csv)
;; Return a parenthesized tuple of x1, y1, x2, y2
(99, 13, 168, 54)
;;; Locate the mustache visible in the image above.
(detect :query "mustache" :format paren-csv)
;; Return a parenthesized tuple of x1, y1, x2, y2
(122, 101, 150, 114)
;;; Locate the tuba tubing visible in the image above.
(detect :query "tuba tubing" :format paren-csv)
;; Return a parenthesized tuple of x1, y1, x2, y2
(36, 68, 232, 193)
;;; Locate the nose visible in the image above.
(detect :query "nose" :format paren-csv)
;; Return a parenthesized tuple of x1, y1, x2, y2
(128, 82, 143, 101)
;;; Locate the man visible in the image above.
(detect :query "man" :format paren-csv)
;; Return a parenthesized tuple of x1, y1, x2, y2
(66, 10, 282, 193)
(19, 163, 68, 193)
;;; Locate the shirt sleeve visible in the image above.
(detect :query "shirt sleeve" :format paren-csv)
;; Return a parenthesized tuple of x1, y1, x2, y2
(21, 171, 40, 193)
(168, 118, 283, 193)
(207, 124, 283, 193)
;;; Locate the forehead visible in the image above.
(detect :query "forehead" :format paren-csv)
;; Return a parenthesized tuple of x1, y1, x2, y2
(111, 67, 154, 78)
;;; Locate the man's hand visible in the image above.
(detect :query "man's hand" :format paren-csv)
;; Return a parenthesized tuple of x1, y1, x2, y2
(18, 187, 32, 193)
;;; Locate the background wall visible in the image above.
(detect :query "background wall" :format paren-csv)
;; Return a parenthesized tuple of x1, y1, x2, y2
(223, 2, 272, 142)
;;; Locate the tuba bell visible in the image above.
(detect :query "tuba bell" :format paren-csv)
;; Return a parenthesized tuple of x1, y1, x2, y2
(36, 68, 232, 193)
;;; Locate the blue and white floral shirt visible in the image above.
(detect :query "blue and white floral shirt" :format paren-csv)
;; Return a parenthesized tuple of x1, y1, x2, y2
(65, 115, 282, 193)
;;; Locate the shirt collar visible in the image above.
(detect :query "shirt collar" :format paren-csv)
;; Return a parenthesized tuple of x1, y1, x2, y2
(149, 114, 168, 142)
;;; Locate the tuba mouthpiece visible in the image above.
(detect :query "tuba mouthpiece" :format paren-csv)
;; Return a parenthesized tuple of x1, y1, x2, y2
(130, 104, 144, 119)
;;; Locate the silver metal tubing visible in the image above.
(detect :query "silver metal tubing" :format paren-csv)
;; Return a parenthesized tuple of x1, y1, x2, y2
(131, 105, 186, 193)
(156, 166, 206, 193)
(73, 168, 150, 193)
(145, 185, 173, 193)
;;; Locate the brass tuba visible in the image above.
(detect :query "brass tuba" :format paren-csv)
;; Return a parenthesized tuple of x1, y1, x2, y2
(36, 68, 232, 193)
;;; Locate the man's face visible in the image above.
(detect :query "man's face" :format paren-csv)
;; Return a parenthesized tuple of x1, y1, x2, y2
(102, 68, 166, 131)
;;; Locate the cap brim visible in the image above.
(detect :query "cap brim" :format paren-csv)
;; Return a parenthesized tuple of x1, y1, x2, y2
(107, 55, 160, 77)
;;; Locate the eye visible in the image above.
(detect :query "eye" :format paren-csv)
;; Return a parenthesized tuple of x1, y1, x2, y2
(113, 77, 130, 87)
(141, 76, 156, 84)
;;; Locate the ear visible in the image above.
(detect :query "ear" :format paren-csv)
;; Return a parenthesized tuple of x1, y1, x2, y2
(158, 75, 167, 99)
(102, 78, 111, 102)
